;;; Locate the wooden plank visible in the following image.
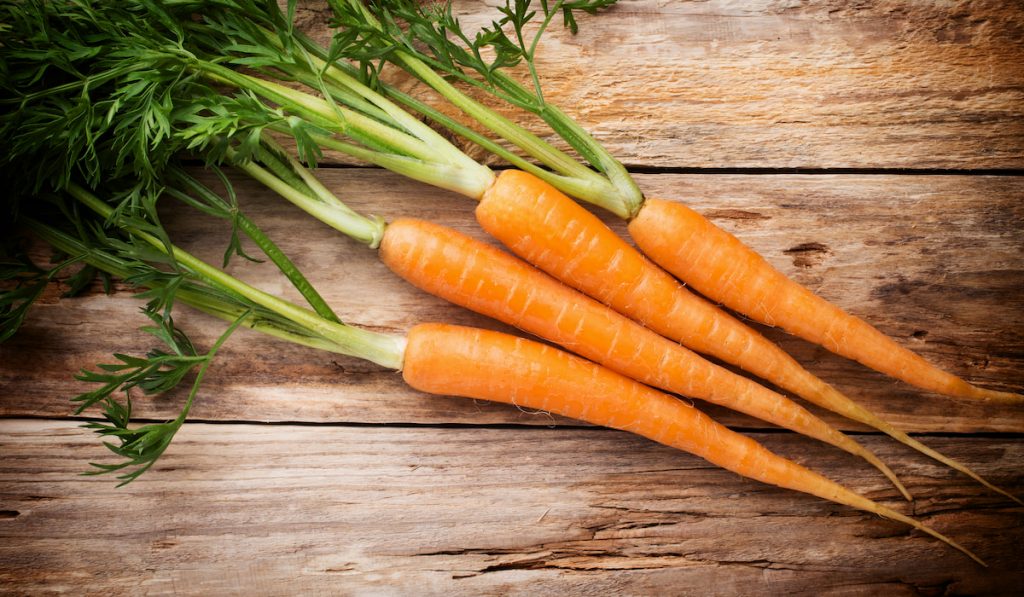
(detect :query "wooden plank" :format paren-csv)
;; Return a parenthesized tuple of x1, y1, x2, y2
(293, 0, 1024, 169)
(0, 420, 1020, 595)
(2, 170, 1020, 433)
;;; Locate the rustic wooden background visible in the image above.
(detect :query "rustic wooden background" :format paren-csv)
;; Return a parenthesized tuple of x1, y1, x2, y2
(2, 0, 1023, 594)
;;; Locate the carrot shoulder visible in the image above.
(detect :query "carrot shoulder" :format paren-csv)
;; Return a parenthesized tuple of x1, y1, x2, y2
(379, 217, 907, 497)
(402, 323, 982, 565)
(628, 198, 1022, 405)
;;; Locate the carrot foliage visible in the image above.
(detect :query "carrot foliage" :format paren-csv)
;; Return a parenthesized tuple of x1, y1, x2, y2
(10, 173, 385, 484)
(325, 0, 643, 216)
(73, 308, 248, 486)
(0, 0, 616, 483)
(330, 0, 617, 109)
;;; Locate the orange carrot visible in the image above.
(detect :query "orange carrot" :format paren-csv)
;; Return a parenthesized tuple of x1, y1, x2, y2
(629, 198, 1022, 404)
(403, 322, 983, 565)
(380, 217, 909, 498)
(475, 169, 1021, 504)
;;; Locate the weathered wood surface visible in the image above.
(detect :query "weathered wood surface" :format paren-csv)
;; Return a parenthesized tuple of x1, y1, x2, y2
(3, 1, 1024, 594)
(3, 171, 1021, 433)
(295, 0, 1024, 169)
(1, 420, 1022, 595)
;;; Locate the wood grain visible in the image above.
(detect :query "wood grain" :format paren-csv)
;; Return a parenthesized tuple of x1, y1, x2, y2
(2, 170, 1020, 433)
(1, 419, 1021, 595)
(2, 2, 1023, 592)
(293, 0, 1024, 169)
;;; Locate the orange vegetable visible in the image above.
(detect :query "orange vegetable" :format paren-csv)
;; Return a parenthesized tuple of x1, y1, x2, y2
(403, 323, 982, 565)
(630, 198, 1022, 405)
(475, 169, 1020, 504)
(380, 217, 907, 497)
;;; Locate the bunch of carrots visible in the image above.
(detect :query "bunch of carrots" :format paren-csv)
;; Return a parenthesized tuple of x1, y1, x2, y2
(0, 0, 1019, 565)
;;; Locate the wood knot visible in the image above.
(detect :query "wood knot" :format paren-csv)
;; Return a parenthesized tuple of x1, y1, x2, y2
(783, 242, 831, 268)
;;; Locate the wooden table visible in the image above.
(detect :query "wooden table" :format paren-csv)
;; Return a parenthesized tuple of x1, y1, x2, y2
(2, 1, 1023, 593)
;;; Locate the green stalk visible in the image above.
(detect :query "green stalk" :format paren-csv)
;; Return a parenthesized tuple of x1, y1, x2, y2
(279, 34, 499, 197)
(271, 27, 462, 160)
(300, 129, 495, 198)
(244, 75, 443, 164)
(395, 54, 641, 218)
(304, 53, 483, 173)
(228, 21, 394, 125)
(199, 59, 496, 198)
(165, 169, 340, 322)
(238, 145, 319, 201)
(287, 68, 395, 126)
(186, 298, 353, 354)
(252, 143, 330, 204)
(24, 217, 352, 354)
(172, 309, 248, 428)
(536, 102, 644, 217)
(395, 53, 599, 184)
(258, 136, 353, 211)
(329, 1, 644, 217)
(186, 13, 498, 200)
(313, 63, 616, 203)
(232, 214, 342, 321)
(67, 184, 407, 370)
(233, 157, 385, 248)
(331, 1, 594, 181)
(198, 62, 439, 162)
(196, 61, 339, 128)
(382, 87, 630, 208)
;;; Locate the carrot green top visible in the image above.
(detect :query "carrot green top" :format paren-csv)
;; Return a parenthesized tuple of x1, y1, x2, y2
(2, 0, 643, 219)
(325, 0, 645, 217)
(15, 175, 404, 485)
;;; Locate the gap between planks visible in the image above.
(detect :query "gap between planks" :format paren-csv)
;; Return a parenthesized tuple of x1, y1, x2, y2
(5, 414, 1024, 441)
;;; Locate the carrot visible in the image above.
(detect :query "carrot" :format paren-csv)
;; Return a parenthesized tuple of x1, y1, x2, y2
(380, 217, 909, 498)
(476, 169, 1022, 505)
(404, 322, 983, 566)
(630, 198, 1022, 405)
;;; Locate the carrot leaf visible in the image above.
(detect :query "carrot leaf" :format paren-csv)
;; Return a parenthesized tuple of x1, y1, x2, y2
(78, 307, 249, 486)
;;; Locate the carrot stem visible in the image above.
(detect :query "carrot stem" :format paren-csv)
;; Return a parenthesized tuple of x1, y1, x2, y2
(25, 218, 349, 354)
(66, 183, 407, 370)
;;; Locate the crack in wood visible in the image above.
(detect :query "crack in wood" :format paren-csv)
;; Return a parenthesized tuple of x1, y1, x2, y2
(703, 208, 772, 221)
(447, 549, 706, 576)
(590, 504, 853, 520)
